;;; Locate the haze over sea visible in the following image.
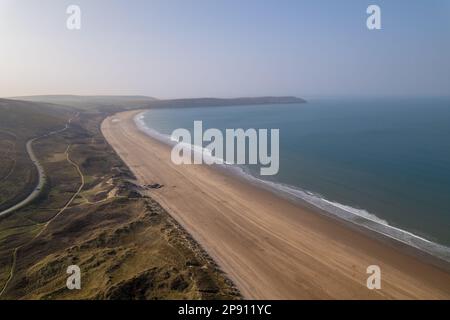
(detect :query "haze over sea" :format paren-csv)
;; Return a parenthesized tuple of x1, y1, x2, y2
(138, 97, 450, 255)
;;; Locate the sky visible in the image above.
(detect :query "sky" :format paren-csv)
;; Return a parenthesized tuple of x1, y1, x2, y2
(0, 0, 449, 99)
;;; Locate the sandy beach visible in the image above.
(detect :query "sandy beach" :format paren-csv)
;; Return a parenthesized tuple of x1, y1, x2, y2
(101, 110, 450, 300)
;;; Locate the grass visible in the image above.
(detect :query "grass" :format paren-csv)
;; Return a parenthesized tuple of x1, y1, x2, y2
(0, 99, 73, 213)
(0, 102, 240, 300)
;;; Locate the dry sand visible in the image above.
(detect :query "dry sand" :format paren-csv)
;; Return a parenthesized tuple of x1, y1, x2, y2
(101, 110, 450, 299)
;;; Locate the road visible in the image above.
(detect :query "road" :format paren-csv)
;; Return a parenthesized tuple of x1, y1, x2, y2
(0, 114, 78, 218)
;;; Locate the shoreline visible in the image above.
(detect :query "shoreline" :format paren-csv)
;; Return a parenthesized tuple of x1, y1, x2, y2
(133, 111, 450, 268)
(218, 167, 450, 273)
(102, 110, 450, 299)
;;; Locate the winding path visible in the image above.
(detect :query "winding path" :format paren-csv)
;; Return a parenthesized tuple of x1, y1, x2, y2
(0, 144, 85, 297)
(0, 114, 78, 218)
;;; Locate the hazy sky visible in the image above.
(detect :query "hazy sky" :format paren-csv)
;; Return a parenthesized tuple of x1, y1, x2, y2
(1, 0, 449, 98)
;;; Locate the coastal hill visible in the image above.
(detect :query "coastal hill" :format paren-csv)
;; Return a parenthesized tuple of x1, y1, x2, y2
(145, 96, 306, 109)
(12, 95, 306, 112)
(12, 95, 158, 113)
(0, 98, 74, 214)
(0, 98, 73, 138)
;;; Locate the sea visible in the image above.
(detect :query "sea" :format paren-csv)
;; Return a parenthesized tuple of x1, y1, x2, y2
(135, 97, 450, 262)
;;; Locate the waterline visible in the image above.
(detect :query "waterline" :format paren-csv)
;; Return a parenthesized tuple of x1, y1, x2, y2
(134, 111, 450, 265)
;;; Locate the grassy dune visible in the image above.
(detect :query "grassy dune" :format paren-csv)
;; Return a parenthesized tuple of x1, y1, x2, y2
(0, 99, 73, 214)
(0, 99, 239, 300)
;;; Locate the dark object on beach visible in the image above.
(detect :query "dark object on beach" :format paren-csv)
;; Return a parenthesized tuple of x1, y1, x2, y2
(146, 183, 164, 189)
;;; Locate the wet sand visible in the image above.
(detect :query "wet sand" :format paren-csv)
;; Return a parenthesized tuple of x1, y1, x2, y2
(101, 110, 450, 299)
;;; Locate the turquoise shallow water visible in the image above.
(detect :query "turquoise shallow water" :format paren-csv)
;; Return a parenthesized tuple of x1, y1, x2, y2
(138, 97, 450, 252)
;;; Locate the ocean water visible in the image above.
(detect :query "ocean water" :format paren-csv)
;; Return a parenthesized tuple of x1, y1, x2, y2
(137, 97, 450, 260)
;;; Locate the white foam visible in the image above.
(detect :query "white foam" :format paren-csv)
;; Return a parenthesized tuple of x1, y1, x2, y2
(321, 199, 389, 225)
(136, 113, 233, 165)
(228, 170, 450, 261)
